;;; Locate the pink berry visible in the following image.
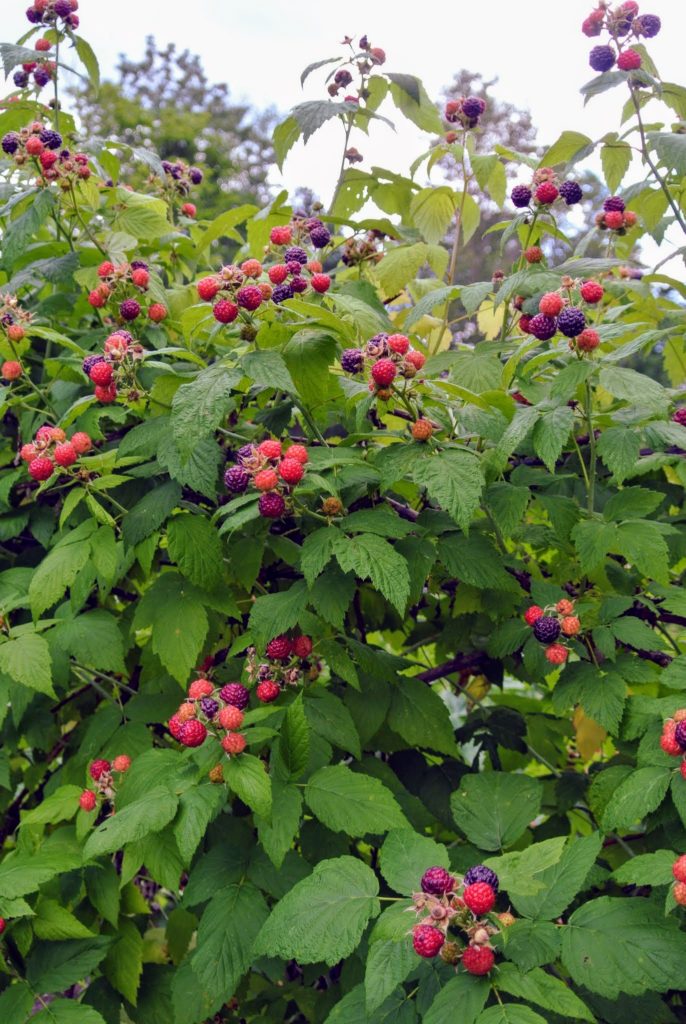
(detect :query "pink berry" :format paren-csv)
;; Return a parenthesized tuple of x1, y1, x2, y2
(89, 759, 110, 781)
(29, 457, 54, 482)
(412, 925, 444, 958)
(256, 679, 280, 703)
(79, 790, 97, 812)
(54, 442, 77, 467)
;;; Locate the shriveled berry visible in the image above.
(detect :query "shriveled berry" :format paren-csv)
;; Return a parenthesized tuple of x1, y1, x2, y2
(524, 605, 544, 626)
(220, 682, 250, 709)
(421, 866, 454, 895)
(89, 759, 111, 781)
(256, 679, 280, 703)
(178, 720, 207, 747)
(222, 732, 247, 755)
(412, 924, 445, 958)
(266, 635, 292, 660)
(462, 945, 495, 975)
(80, 789, 97, 811)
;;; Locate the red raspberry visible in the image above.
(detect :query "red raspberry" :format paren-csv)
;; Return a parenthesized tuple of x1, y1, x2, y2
(71, 432, 92, 454)
(25, 136, 44, 156)
(131, 268, 149, 288)
(197, 276, 220, 301)
(222, 732, 247, 755)
(604, 211, 624, 230)
(577, 329, 600, 352)
(498, 912, 516, 927)
(307, 260, 323, 273)
(561, 615, 581, 636)
(181, 203, 196, 218)
(148, 303, 168, 322)
(538, 292, 564, 316)
(89, 758, 111, 781)
(218, 705, 244, 730)
(292, 635, 313, 659)
(237, 285, 262, 311)
(105, 332, 128, 354)
(54, 442, 77, 467)
(311, 273, 331, 293)
(35, 37, 51, 51)
(286, 444, 308, 464)
(524, 246, 543, 264)
(35, 426, 53, 442)
(79, 790, 97, 812)
(259, 492, 286, 518)
(1, 361, 22, 381)
(462, 945, 495, 975)
(266, 635, 292, 661)
(673, 856, 686, 884)
(371, 359, 397, 387)
(178, 720, 207, 747)
(96, 260, 114, 278)
(95, 383, 118, 403)
(213, 299, 239, 324)
(623, 210, 637, 227)
(89, 361, 113, 385)
(268, 264, 289, 285)
(405, 349, 426, 370)
(556, 599, 574, 615)
(545, 643, 569, 665)
(20, 444, 37, 462)
(618, 48, 641, 70)
(580, 281, 603, 304)
(88, 289, 107, 308)
(463, 882, 496, 915)
(241, 259, 262, 278)
(254, 468, 279, 491)
(39, 150, 58, 169)
(411, 419, 433, 441)
(412, 925, 444, 958)
(535, 182, 559, 204)
(0, 918, 5, 934)
(524, 605, 544, 625)
(188, 678, 214, 699)
(675, 882, 686, 906)
(49, 427, 66, 442)
(270, 226, 292, 245)
(29, 457, 54, 481)
(7, 324, 25, 342)
(256, 679, 280, 703)
(168, 714, 184, 739)
(258, 439, 282, 459)
(279, 459, 304, 485)
(112, 754, 131, 772)
(388, 333, 410, 354)
(661, 722, 682, 757)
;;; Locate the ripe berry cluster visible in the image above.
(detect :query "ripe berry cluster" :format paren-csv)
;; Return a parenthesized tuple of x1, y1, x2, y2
(79, 754, 131, 814)
(340, 332, 426, 401)
(594, 194, 637, 234)
(12, 56, 55, 92)
(224, 439, 309, 519)
(0, 293, 32, 347)
(1, 123, 91, 190)
(672, 855, 686, 907)
(524, 599, 581, 666)
(168, 677, 248, 758)
(20, 425, 92, 481)
(659, 710, 686, 778)
(25, 0, 80, 28)
(244, 634, 316, 704)
(411, 864, 513, 975)
(510, 166, 583, 212)
(583, 2, 660, 74)
(326, 34, 385, 100)
(518, 278, 605, 354)
(87, 259, 167, 322)
(154, 160, 202, 215)
(82, 330, 145, 404)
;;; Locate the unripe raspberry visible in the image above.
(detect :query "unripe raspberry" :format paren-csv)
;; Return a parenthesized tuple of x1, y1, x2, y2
(29, 457, 54, 481)
(209, 764, 225, 783)
(388, 333, 410, 354)
(220, 683, 250, 709)
(292, 635, 313, 659)
(604, 211, 625, 230)
(20, 443, 37, 462)
(178, 719, 207, 747)
(307, 259, 323, 273)
(524, 605, 544, 625)
(213, 299, 239, 324)
(675, 710, 686, 722)
(94, 383, 118, 403)
(673, 856, 686, 884)
(270, 226, 292, 245)
(258, 439, 282, 459)
(497, 912, 516, 927)
(623, 210, 637, 227)
(577, 329, 600, 353)
(7, 324, 25, 342)
(524, 246, 543, 264)
(177, 702, 197, 722)
(266, 635, 292, 660)
(89, 758, 111, 781)
(580, 281, 604, 304)
(539, 292, 564, 317)
(561, 615, 581, 636)
(322, 496, 343, 516)
(181, 203, 196, 218)
(545, 643, 569, 665)
(311, 273, 331, 293)
(222, 732, 247, 755)
(462, 945, 495, 975)
(218, 705, 244, 730)
(535, 182, 559, 205)
(237, 285, 262, 311)
(412, 925, 445, 958)
(25, 135, 44, 156)
(254, 468, 279, 491)
(256, 679, 280, 703)
(268, 264, 288, 285)
(259, 492, 286, 518)
(148, 303, 168, 322)
(258, 283, 273, 301)
(49, 427, 66, 442)
(286, 444, 308, 465)
(89, 361, 113, 385)
(197, 276, 220, 301)
(405, 349, 426, 370)
(1, 361, 22, 381)
(412, 419, 433, 441)
(35, 426, 54, 443)
(80, 790, 97, 811)
(105, 332, 130, 355)
(54, 442, 77, 467)
(421, 866, 454, 895)
(463, 882, 496, 915)
(88, 289, 107, 308)
(240, 259, 262, 278)
(188, 678, 214, 699)
(618, 48, 641, 71)
(371, 359, 397, 387)
(279, 458, 304, 485)
(112, 754, 131, 772)
(131, 267, 149, 288)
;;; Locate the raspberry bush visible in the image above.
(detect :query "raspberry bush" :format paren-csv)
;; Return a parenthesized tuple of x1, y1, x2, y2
(1, 3, 686, 1023)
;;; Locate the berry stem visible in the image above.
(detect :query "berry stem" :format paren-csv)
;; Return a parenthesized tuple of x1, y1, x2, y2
(53, 33, 60, 133)
(628, 84, 686, 236)
(583, 379, 597, 513)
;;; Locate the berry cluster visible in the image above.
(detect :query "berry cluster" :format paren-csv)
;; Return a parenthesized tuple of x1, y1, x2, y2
(12, 56, 55, 92)
(583, 3, 660, 73)
(25, 0, 79, 28)
(154, 160, 202, 216)
(1, 123, 91, 189)
(79, 754, 131, 813)
(20, 425, 92, 482)
(660, 709, 686, 778)
(340, 230, 384, 267)
(518, 277, 605, 354)
(0, 294, 33, 346)
(672, 855, 686, 907)
(410, 864, 512, 975)
(168, 677, 248, 758)
(594, 194, 637, 234)
(444, 95, 487, 133)
(524, 599, 581, 665)
(327, 34, 385, 99)
(510, 167, 583, 212)
(244, 634, 316, 704)
(224, 439, 309, 519)
(82, 330, 145, 404)
(87, 259, 167, 322)
(340, 332, 426, 401)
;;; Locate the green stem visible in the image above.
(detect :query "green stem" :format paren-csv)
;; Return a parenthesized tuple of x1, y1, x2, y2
(629, 84, 686, 236)
(584, 380, 596, 514)
(329, 114, 354, 216)
(53, 35, 60, 132)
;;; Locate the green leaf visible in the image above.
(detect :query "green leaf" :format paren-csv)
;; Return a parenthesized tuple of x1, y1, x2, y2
(612, 850, 676, 887)
(174, 785, 224, 864)
(74, 35, 100, 89)
(374, 242, 431, 295)
(602, 766, 670, 831)
(532, 405, 574, 472)
(273, 115, 300, 168)
(484, 837, 566, 898)
(410, 186, 455, 245)
(424, 973, 490, 1024)
(477, 1006, 547, 1024)
(512, 833, 602, 920)
(112, 188, 170, 238)
(616, 520, 670, 584)
(242, 349, 295, 393)
(133, 573, 209, 684)
(52, 610, 125, 674)
(171, 364, 239, 459)
(388, 678, 457, 755)
(305, 765, 408, 835)
(412, 451, 484, 531)
(27, 938, 113, 992)
(451, 772, 542, 851)
(599, 366, 668, 412)
(601, 141, 632, 192)
(21, 785, 82, 827)
(253, 856, 379, 966)
(33, 900, 95, 941)
(493, 920, 561, 973)
(571, 520, 617, 574)
(387, 73, 443, 134)
(33, 1001, 107, 1024)
(303, 690, 361, 759)
(0, 982, 34, 1024)
(280, 694, 310, 780)
(650, 132, 686, 175)
(122, 480, 182, 547)
(167, 514, 223, 590)
(223, 753, 272, 818)
(333, 532, 410, 614)
(84, 788, 178, 859)
(283, 329, 339, 408)
(291, 99, 350, 142)
(438, 533, 518, 592)
(256, 780, 302, 869)
(603, 486, 663, 522)
(379, 828, 449, 895)
(28, 520, 96, 617)
(103, 917, 143, 1005)
(365, 939, 417, 1013)
(85, 864, 120, 928)
(540, 131, 594, 167)
(0, 632, 53, 696)
(496, 964, 594, 1021)
(301, 528, 340, 585)
(561, 896, 686, 998)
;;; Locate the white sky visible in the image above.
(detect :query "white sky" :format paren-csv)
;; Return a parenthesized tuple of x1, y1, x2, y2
(2, 0, 685, 268)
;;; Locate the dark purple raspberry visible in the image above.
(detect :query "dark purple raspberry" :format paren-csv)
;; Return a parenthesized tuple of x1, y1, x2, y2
(559, 181, 583, 205)
(33, 68, 50, 87)
(673, 408, 686, 427)
(200, 697, 219, 719)
(334, 69, 353, 87)
(236, 285, 262, 310)
(40, 129, 62, 150)
(635, 14, 661, 37)
(119, 299, 141, 321)
(13, 71, 29, 88)
(533, 616, 561, 643)
(271, 283, 294, 304)
(259, 492, 286, 518)
(26, 7, 43, 23)
(603, 195, 625, 213)
(286, 261, 303, 276)
(219, 682, 250, 709)
(420, 866, 454, 895)
(189, 166, 203, 184)
(462, 97, 486, 119)
(557, 306, 586, 338)
(1, 133, 20, 155)
(309, 225, 331, 248)
(589, 46, 616, 72)
(161, 161, 173, 174)
(82, 354, 106, 376)
(341, 348, 364, 374)
(130, 259, 148, 271)
(236, 444, 256, 464)
(306, 218, 324, 231)
(54, 0, 72, 15)
(224, 465, 249, 493)
(676, 721, 686, 751)
(291, 276, 308, 294)
(511, 185, 532, 209)
(284, 246, 308, 265)
(528, 314, 558, 341)
(464, 865, 499, 892)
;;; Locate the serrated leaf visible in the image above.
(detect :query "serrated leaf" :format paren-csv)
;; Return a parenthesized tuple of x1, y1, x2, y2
(167, 514, 223, 589)
(379, 829, 449, 895)
(223, 753, 272, 818)
(451, 773, 542, 851)
(496, 964, 594, 1022)
(365, 938, 416, 1013)
(512, 832, 602, 920)
(602, 765, 670, 831)
(133, 572, 209, 684)
(388, 678, 457, 755)
(305, 765, 408, 835)
(612, 850, 676, 887)
(122, 480, 182, 547)
(28, 520, 96, 616)
(174, 785, 224, 864)
(84, 788, 178, 859)
(412, 451, 484, 531)
(33, 1001, 107, 1024)
(601, 141, 632, 192)
(410, 186, 455, 245)
(248, 580, 308, 644)
(171, 364, 239, 459)
(541, 130, 594, 167)
(103, 917, 143, 1005)
(333, 532, 410, 614)
(532, 405, 574, 472)
(0, 632, 53, 696)
(52, 610, 125, 674)
(26, 938, 113, 992)
(280, 694, 310, 780)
